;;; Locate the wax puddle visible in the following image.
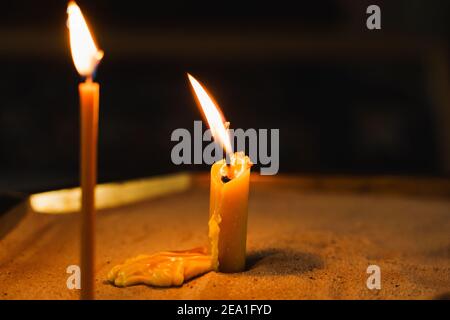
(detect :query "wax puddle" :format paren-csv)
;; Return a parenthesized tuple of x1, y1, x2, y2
(107, 247, 214, 287)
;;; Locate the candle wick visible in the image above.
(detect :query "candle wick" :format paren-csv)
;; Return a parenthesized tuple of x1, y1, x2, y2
(85, 76, 93, 83)
(225, 163, 233, 180)
(221, 175, 232, 184)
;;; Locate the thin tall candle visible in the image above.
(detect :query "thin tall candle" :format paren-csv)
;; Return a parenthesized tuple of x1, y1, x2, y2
(67, 1, 103, 300)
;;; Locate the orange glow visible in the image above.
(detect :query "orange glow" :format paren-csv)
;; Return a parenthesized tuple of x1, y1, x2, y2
(187, 74, 233, 156)
(67, 1, 103, 77)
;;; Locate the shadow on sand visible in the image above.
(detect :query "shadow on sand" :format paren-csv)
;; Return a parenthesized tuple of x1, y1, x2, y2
(246, 248, 324, 275)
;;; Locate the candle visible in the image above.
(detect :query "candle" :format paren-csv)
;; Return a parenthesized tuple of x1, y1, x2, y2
(67, 1, 103, 300)
(187, 74, 252, 272)
(209, 154, 252, 272)
(107, 75, 252, 286)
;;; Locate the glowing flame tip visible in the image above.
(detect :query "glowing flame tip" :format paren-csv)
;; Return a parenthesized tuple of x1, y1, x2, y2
(187, 74, 233, 156)
(67, 1, 103, 77)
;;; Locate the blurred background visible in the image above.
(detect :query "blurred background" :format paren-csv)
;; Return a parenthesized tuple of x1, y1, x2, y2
(0, 0, 449, 192)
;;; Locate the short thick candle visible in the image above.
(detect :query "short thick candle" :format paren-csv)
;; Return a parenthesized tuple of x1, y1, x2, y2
(209, 152, 252, 272)
(107, 75, 253, 287)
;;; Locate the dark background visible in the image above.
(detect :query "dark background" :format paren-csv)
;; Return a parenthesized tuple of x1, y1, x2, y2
(0, 0, 449, 192)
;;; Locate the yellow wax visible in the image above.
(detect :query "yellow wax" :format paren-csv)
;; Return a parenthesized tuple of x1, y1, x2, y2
(79, 80, 99, 300)
(209, 152, 252, 273)
(107, 247, 212, 287)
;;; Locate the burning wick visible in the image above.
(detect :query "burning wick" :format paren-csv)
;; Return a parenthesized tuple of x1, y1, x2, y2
(221, 175, 232, 184)
(108, 75, 252, 287)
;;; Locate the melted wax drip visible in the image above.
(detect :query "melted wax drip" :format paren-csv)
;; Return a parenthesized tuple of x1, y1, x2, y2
(107, 247, 213, 287)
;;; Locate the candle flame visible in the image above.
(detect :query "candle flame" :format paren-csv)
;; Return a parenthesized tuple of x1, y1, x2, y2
(187, 74, 233, 156)
(67, 1, 103, 77)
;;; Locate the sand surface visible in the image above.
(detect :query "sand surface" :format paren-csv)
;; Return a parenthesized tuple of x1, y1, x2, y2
(0, 177, 449, 299)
